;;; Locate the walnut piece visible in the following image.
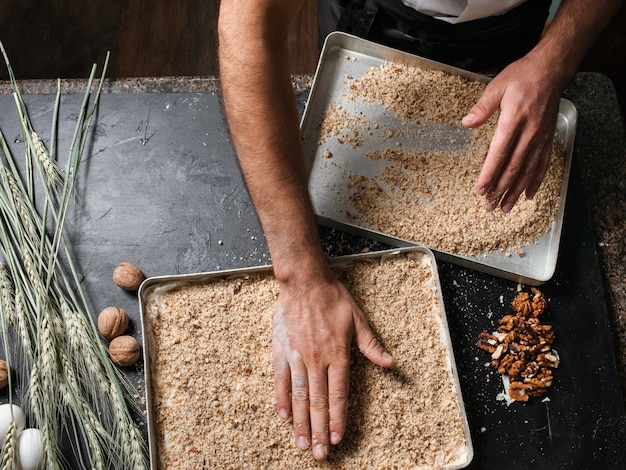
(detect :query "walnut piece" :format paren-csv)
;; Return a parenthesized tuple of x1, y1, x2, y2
(477, 332, 498, 353)
(113, 262, 145, 291)
(97, 306, 129, 340)
(108, 335, 140, 367)
(477, 288, 558, 402)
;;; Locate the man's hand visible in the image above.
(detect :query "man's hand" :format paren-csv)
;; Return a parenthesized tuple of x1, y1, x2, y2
(462, 54, 561, 213)
(462, 0, 624, 213)
(219, 2, 394, 459)
(272, 268, 394, 460)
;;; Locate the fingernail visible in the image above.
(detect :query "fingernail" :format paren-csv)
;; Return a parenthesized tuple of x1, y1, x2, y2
(501, 202, 514, 213)
(278, 408, 290, 420)
(331, 432, 342, 445)
(462, 113, 475, 125)
(313, 443, 328, 459)
(297, 436, 310, 450)
(477, 184, 487, 196)
(382, 351, 394, 365)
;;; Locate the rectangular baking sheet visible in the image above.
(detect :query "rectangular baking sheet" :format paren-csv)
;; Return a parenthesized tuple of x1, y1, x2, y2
(138, 246, 473, 469)
(300, 32, 576, 286)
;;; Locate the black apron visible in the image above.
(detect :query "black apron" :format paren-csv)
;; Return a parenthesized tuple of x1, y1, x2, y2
(318, 0, 552, 72)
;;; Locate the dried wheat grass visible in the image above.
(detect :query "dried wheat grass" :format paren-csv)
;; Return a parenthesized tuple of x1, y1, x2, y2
(0, 41, 148, 469)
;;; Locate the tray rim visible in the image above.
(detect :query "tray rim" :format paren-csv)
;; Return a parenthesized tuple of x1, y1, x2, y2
(138, 246, 474, 469)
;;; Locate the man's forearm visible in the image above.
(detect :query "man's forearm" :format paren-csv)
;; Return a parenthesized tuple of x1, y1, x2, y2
(532, 0, 623, 89)
(218, 0, 329, 282)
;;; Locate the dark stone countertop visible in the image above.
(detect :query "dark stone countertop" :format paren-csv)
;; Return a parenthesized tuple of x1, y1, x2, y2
(0, 73, 626, 464)
(1, 71, 624, 393)
(0, 73, 626, 370)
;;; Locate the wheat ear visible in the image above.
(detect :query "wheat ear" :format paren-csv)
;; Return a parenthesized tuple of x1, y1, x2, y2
(0, 419, 18, 470)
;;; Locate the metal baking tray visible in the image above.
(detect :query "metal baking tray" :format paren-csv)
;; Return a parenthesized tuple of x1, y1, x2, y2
(138, 246, 473, 469)
(300, 32, 576, 286)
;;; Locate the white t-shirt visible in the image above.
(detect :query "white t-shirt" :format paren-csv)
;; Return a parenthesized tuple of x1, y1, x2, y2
(401, 0, 528, 23)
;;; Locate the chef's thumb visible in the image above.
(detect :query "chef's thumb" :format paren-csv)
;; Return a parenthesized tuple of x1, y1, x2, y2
(354, 313, 394, 368)
(462, 87, 500, 129)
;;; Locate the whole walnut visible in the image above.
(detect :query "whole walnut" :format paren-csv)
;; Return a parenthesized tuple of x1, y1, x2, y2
(98, 306, 129, 340)
(112, 262, 145, 291)
(0, 359, 10, 389)
(109, 335, 141, 367)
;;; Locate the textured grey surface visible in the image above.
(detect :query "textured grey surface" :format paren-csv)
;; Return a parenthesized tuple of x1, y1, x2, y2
(0, 91, 269, 315)
(563, 73, 626, 378)
(0, 72, 624, 468)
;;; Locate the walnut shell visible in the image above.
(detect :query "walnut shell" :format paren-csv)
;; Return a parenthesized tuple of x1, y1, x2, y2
(0, 359, 9, 389)
(108, 335, 140, 367)
(98, 306, 129, 340)
(112, 262, 145, 291)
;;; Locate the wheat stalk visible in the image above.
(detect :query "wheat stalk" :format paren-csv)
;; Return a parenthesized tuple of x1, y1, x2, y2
(38, 313, 63, 470)
(0, 419, 18, 470)
(0, 268, 18, 470)
(0, 42, 148, 469)
(32, 131, 62, 187)
(12, 292, 34, 365)
(57, 357, 108, 470)
(0, 259, 15, 325)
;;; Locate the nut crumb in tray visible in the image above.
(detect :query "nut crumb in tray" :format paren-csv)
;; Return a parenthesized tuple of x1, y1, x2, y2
(316, 63, 565, 257)
(146, 252, 469, 469)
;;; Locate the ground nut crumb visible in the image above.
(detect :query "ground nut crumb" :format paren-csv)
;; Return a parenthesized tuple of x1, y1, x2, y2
(317, 104, 367, 149)
(147, 252, 468, 469)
